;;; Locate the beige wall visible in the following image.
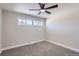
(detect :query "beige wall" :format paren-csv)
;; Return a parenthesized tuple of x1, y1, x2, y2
(2, 10, 46, 48)
(46, 7, 79, 50)
(0, 8, 2, 53)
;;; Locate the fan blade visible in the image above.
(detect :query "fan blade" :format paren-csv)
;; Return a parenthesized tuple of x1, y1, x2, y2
(37, 11, 41, 15)
(45, 11, 51, 14)
(29, 9, 40, 11)
(45, 4, 58, 9)
(39, 3, 45, 9)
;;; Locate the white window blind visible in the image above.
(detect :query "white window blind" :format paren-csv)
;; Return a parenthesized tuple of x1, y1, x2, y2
(17, 18, 43, 26)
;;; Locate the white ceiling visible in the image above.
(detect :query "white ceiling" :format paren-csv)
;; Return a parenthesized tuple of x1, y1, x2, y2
(0, 3, 79, 18)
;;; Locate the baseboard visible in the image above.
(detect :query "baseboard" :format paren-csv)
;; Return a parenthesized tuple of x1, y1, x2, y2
(2, 39, 79, 53)
(46, 40, 79, 53)
(2, 39, 45, 51)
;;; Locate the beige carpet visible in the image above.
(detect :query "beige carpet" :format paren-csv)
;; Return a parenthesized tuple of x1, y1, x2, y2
(1, 41, 79, 56)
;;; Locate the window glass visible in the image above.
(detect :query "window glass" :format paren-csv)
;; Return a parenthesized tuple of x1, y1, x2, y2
(26, 20, 32, 25)
(17, 18, 43, 26)
(17, 19, 22, 25)
(33, 20, 39, 26)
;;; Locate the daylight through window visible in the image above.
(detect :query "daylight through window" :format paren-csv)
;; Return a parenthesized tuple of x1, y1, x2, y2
(17, 18, 43, 26)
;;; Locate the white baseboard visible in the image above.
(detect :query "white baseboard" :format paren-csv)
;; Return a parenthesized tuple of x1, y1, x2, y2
(2, 39, 45, 51)
(46, 40, 79, 53)
(2, 39, 79, 53)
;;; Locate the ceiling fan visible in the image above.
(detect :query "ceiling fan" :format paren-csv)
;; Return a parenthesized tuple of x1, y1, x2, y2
(29, 3, 58, 15)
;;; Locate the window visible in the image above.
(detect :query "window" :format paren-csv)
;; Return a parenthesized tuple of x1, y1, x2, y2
(17, 18, 43, 26)
(26, 20, 32, 25)
(33, 20, 39, 26)
(17, 19, 26, 25)
(33, 20, 43, 26)
(17, 19, 22, 25)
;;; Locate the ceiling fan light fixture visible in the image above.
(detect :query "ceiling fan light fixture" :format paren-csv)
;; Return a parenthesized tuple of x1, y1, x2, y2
(29, 3, 58, 15)
(40, 9, 45, 12)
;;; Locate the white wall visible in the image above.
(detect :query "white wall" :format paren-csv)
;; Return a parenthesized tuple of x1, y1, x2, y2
(46, 7, 79, 50)
(2, 10, 46, 49)
(2, 4, 79, 52)
(0, 8, 2, 53)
